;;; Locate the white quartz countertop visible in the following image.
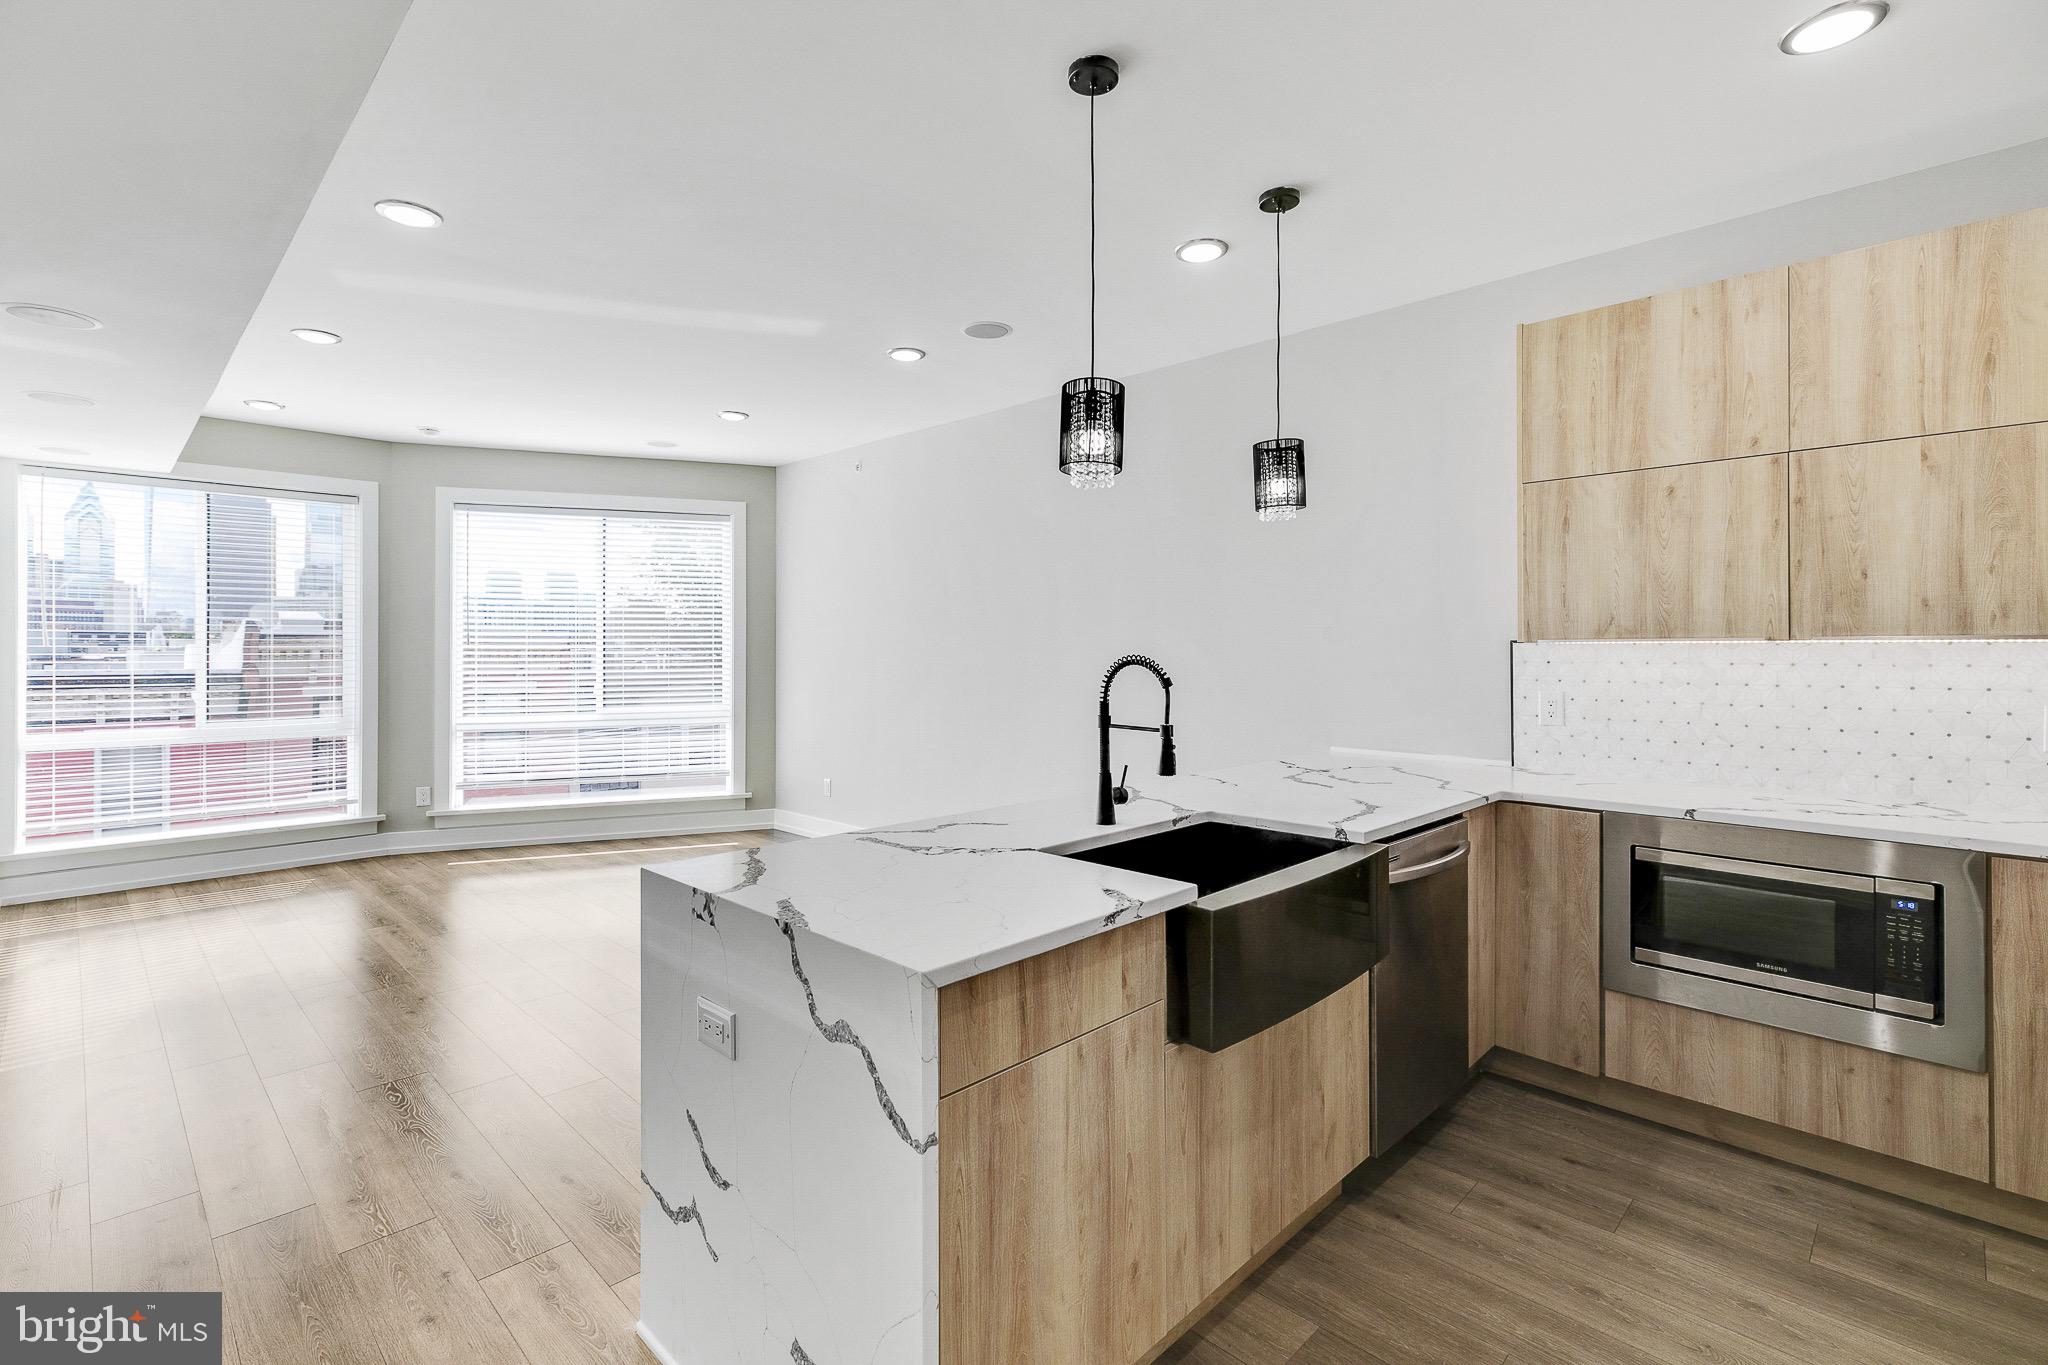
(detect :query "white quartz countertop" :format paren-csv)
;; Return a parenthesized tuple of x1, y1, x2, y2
(645, 751, 2048, 987)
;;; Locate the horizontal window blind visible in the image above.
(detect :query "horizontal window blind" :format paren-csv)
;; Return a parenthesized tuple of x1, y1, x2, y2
(450, 502, 735, 808)
(18, 470, 363, 847)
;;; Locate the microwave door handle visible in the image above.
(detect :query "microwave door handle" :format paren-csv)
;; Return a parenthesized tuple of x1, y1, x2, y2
(1636, 847, 1876, 896)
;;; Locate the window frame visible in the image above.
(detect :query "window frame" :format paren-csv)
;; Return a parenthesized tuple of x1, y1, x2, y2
(2, 458, 380, 855)
(432, 486, 747, 819)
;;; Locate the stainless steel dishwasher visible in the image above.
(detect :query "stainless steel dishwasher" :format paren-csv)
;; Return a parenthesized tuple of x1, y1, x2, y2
(1370, 816, 1472, 1155)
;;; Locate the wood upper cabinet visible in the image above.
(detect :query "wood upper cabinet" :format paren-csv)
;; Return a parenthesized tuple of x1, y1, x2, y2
(1992, 858, 2048, 1202)
(1519, 269, 1789, 483)
(1519, 454, 1789, 640)
(939, 1003, 1168, 1365)
(1791, 206, 2048, 450)
(1163, 975, 1368, 1315)
(1604, 992, 1991, 1180)
(1492, 803, 1601, 1076)
(1790, 423, 2048, 637)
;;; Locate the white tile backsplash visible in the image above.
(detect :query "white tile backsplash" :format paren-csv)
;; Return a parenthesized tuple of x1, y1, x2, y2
(1512, 639, 2048, 819)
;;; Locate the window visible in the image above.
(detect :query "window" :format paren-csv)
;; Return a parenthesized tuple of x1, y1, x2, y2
(443, 494, 742, 811)
(15, 467, 368, 849)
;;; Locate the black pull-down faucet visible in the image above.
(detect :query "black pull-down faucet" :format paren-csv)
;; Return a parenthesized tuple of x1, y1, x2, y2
(1097, 655, 1176, 824)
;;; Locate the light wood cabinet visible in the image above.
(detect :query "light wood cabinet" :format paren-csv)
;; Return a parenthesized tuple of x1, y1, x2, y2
(1790, 205, 2048, 450)
(1162, 976, 1368, 1313)
(1992, 858, 2048, 1202)
(1603, 991, 1991, 1180)
(1492, 803, 1601, 1075)
(1519, 269, 1790, 483)
(938, 1002, 1168, 1365)
(1790, 424, 2048, 637)
(937, 918, 1163, 1094)
(1519, 455, 1789, 640)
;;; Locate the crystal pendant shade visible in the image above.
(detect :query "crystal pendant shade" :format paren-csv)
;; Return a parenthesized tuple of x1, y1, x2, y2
(1060, 376, 1125, 489)
(1253, 437, 1306, 521)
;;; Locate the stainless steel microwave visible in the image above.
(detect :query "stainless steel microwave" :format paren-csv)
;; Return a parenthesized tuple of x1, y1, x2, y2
(1602, 814, 1986, 1072)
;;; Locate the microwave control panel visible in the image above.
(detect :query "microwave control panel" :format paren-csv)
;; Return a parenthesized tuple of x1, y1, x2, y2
(1878, 893, 1940, 1013)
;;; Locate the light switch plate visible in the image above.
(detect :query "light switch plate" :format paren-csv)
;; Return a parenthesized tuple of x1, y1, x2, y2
(697, 997, 736, 1060)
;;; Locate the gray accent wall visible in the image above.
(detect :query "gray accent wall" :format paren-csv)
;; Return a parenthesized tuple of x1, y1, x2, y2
(174, 417, 778, 835)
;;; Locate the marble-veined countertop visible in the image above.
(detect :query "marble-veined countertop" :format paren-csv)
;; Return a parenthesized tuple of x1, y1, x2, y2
(645, 750, 2048, 986)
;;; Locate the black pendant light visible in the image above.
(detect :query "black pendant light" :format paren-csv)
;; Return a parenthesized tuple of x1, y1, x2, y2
(1254, 185, 1306, 521)
(1059, 55, 1125, 490)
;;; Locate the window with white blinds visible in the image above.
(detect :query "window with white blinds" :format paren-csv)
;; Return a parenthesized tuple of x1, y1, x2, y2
(16, 468, 365, 848)
(446, 499, 739, 810)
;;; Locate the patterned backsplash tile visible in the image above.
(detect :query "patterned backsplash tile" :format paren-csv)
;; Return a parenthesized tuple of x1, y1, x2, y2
(1512, 639, 2048, 818)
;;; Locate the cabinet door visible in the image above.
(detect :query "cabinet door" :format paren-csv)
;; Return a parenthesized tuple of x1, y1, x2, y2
(1992, 858, 2048, 1201)
(1790, 424, 2048, 637)
(1163, 976, 1368, 1315)
(938, 1003, 1167, 1365)
(1493, 803, 1601, 1075)
(1791, 206, 2048, 449)
(1519, 269, 1789, 483)
(1519, 454, 1789, 640)
(1604, 992, 1991, 1180)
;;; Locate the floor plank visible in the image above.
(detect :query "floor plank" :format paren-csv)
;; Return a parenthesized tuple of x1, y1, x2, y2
(91, 1192, 220, 1291)
(481, 1241, 645, 1365)
(519, 992, 639, 1098)
(332, 1218, 525, 1364)
(544, 1077, 639, 1184)
(264, 1060, 433, 1252)
(0, 1184, 92, 1291)
(360, 1072, 566, 1279)
(173, 1053, 315, 1238)
(450, 1075, 640, 1285)
(0, 1055, 87, 1206)
(85, 1047, 198, 1225)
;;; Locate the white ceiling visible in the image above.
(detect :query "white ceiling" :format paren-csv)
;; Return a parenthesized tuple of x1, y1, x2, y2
(15, 2, 2048, 471)
(0, 0, 410, 472)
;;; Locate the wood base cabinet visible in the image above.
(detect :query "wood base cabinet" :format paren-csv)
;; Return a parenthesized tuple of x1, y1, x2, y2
(1603, 991, 1991, 1181)
(1492, 803, 1602, 1075)
(1992, 857, 2048, 1201)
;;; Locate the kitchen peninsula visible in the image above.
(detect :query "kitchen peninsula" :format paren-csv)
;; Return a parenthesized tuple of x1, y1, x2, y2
(637, 749, 2048, 1365)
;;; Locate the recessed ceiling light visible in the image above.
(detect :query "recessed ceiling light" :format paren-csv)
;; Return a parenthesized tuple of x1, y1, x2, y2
(27, 390, 94, 406)
(5, 303, 102, 330)
(1780, 1, 1888, 54)
(416, 426, 441, 436)
(648, 440, 678, 448)
(243, 398, 286, 411)
(963, 321, 1012, 340)
(290, 328, 343, 344)
(887, 347, 927, 363)
(1175, 238, 1229, 264)
(373, 199, 443, 228)
(718, 410, 750, 422)
(37, 446, 90, 458)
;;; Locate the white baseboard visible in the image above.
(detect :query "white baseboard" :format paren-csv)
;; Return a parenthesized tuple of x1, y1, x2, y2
(635, 1323, 680, 1365)
(3, 806, 804, 907)
(772, 807, 863, 838)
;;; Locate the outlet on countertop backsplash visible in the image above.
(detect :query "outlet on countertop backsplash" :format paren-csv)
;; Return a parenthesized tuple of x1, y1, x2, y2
(1512, 639, 2048, 819)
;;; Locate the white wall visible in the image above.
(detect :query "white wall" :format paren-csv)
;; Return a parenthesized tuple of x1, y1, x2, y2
(775, 137, 2048, 831)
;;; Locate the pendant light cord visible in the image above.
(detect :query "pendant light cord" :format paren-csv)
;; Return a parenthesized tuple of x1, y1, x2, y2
(1088, 94, 1098, 378)
(1273, 206, 1283, 440)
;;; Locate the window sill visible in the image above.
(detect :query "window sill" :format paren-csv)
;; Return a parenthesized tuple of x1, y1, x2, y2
(428, 792, 753, 826)
(5, 812, 386, 868)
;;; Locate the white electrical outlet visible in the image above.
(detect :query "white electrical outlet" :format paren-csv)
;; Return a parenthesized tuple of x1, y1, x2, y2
(415, 785, 432, 807)
(697, 997, 737, 1060)
(1539, 692, 1567, 727)
(823, 777, 833, 798)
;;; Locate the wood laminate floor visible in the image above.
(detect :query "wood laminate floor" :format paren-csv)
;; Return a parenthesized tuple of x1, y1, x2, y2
(6, 839, 2045, 1364)
(0, 832, 785, 1365)
(1162, 1075, 2048, 1365)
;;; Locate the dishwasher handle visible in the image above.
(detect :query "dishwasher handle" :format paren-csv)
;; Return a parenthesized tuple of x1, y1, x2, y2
(1387, 841, 1469, 885)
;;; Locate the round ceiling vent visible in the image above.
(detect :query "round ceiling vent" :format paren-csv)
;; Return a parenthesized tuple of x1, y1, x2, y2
(5, 303, 101, 330)
(963, 321, 1012, 340)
